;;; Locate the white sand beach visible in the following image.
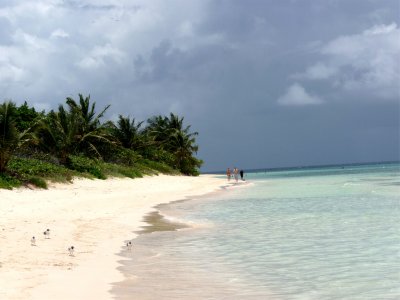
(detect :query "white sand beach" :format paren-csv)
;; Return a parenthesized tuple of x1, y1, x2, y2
(0, 175, 225, 300)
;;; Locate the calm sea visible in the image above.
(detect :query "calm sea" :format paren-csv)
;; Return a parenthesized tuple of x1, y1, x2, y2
(113, 162, 400, 300)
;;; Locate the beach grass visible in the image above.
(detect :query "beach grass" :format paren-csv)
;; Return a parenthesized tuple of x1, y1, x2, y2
(1, 155, 181, 189)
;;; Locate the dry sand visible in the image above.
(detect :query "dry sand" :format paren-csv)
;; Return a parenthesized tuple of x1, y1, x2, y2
(0, 174, 225, 300)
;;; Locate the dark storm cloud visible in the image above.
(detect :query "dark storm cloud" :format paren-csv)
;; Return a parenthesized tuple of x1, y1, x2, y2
(201, 0, 399, 42)
(0, 0, 398, 171)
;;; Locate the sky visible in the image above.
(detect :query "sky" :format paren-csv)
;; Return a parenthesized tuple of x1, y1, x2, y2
(0, 0, 399, 171)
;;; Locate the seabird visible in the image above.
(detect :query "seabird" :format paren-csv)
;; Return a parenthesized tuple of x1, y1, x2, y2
(31, 236, 36, 246)
(126, 241, 133, 251)
(68, 246, 75, 256)
(43, 229, 50, 239)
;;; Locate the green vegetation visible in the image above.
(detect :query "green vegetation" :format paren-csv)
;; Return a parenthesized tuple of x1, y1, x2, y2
(0, 95, 202, 189)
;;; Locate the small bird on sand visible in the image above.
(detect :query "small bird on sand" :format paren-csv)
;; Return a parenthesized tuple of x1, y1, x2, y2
(31, 236, 36, 246)
(68, 246, 75, 256)
(126, 241, 133, 251)
(43, 229, 50, 239)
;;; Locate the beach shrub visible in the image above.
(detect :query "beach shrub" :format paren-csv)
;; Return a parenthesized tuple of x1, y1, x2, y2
(176, 156, 203, 176)
(6, 157, 76, 187)
(118, 167, 143, 178)
(7, 157, 73, 180)
(100, 162, 143, 178)
(107, 147, 142, 166)
(9, 157, 59, 176)
(27, 176, 47, 189)
(140, 148, 175, 166)
(137, 159, 178, 175)
(0, 173, 21, 189)
(22, 151, 61, 165)
(67, 155, 106, 179)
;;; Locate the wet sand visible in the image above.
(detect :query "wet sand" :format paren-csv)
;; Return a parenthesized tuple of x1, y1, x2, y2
(138, 210, 189, 233)
(110, 180, 270, 300)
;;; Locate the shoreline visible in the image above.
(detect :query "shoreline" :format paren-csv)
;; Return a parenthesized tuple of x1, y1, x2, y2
(136, 179, 251, 234)
(111, 179, 257, 299)
(0, 174, 226, 300)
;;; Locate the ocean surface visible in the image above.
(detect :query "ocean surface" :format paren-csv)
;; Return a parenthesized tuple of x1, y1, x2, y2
(114, 162, 400, 300)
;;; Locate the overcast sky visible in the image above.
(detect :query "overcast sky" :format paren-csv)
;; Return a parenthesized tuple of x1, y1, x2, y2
(1, 0, 399, 171)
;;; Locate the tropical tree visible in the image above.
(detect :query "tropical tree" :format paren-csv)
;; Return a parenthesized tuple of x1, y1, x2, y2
(145, 113, 202, 174)
(145, 115, 170, 145)
(110, 115, 144, 149)
(14, 101, 42, 132)
(66, 94, 110, 134)
(66, 94, 112, 155)
(37, 105, 77, 164)
(146, 113, 192, 147)
(168, 129, 202, 175)
(0, 101, 33, 172)
(168, 113, 185, 131)
(37, 95, 113, 165)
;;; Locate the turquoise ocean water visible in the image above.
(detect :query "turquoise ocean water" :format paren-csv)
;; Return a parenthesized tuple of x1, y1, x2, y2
(115, 162, 400, 300)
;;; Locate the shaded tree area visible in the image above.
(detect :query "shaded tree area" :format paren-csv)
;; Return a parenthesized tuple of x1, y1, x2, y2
(145, 113, 202, 174)
(0, 95, 202, 188)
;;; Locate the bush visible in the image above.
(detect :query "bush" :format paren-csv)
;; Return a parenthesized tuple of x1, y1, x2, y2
(17, 150, 61, 165)
(100, 162, 143, 179)
(107, 147, 142, 166)
(118, 167, 143, 178)
(137, 159, 178, 175)
(7, 157, 74, 182)
(0, 173, 21, 189)
(177, 157, 203, 176)
(67, 155, 106, 179)
(9, 157, 64, 176)
(28, 176, 47, 189)
(140, 148, 175, 166)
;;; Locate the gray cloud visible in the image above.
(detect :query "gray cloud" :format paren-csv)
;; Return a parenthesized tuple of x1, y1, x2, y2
(277, 83, 323, 106)
(294, 23, 400, 100)
(0, 0, 399, 171)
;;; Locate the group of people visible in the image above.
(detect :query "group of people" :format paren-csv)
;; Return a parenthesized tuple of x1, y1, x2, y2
(226, 167, 245, 182)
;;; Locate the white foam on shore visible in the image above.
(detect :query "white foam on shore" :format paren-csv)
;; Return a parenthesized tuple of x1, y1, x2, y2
(161, 213, 215, 229)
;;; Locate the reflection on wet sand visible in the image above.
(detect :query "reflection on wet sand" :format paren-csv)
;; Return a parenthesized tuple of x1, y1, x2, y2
(138, 210, 189, 234)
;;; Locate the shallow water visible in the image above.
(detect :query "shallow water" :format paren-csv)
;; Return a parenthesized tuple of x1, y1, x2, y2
(113, 162, 400, 299)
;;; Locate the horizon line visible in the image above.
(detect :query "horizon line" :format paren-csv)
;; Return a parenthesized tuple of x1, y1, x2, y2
(202, 160, 400, 174)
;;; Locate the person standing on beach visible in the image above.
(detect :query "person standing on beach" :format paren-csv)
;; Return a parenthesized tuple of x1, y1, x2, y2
(233, 168, 239, 182)
(240, 169, 244, 180)
(226, 168, 231, 181)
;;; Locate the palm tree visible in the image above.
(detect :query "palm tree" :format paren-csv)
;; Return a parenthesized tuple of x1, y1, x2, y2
(65, 94, 112, 156)
(146, 113, 196, 148)
(168, 113, 184, 131)
(0, 102, 18, 172)
(145, 115, 170, 145)
(37, 105, 78, 164)
(145, 113, 201, 174)
(37, 95, 113, 164)
(169, 129, 201, 174)
(111, 115, 144, 149)
(66, 94, 110, 134)
(0, 101, 33, 172)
